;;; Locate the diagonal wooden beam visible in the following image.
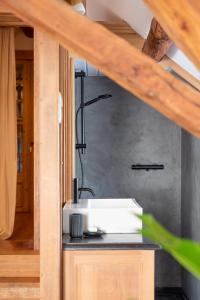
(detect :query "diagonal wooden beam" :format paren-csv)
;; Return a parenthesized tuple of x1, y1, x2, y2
(143, 0, 200, 70)
(0, 4, 8, 12)
(2, 0, 200, 137)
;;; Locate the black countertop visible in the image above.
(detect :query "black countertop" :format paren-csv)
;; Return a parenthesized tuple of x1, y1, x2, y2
(63, 233, 160, 250)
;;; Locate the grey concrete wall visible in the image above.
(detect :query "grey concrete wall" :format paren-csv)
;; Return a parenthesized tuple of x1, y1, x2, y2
(181, 131, 200, 299)
(75, 76, 181, 287)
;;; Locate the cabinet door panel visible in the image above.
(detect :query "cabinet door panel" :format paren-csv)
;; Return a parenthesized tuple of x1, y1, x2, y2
(64, 250, 154, 300)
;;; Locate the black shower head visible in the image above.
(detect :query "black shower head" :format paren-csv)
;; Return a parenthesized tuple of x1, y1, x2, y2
(84, 94, 112, 107)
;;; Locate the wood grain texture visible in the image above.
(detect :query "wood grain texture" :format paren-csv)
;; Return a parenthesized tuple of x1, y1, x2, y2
(34, 30, 61, 300)
(0, 277, 39, 299)
(0, 277, 39, 283)
(2, 0, 200, 137)
(0, 4, 8, 12)
(0, 13, 27, 26)
(64, 250, 154, 300)
(59, 48, 74, 204)
(143, 0, 200, 69)
(142, 18, 173, 61)
(0, 255, 39, 277)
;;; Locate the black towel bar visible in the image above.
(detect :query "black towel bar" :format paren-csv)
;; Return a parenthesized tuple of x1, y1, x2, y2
(131, 164, 164, 171)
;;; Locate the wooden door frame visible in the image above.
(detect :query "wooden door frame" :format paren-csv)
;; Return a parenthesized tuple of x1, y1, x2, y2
(16, 50, 34, 213)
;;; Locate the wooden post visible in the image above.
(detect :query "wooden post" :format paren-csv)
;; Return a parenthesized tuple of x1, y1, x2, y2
(34, 30, 61, 300)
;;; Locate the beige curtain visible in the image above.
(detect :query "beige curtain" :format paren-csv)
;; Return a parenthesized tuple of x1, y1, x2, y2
(0, 28, 17, 240)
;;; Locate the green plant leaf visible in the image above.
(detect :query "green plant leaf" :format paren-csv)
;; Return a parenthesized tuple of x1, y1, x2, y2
(137, 214, 200, 279)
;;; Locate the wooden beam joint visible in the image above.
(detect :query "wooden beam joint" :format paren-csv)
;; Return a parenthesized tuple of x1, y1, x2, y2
(142, 18, 173, 62)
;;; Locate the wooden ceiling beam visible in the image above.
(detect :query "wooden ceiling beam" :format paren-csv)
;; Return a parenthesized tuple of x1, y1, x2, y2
(143, 0, 200, 70)
(0, 15, 27, 26)
(0, 3, 28, 26)
(99, 21, 200, 91)
(2, 0, 200, 137)
(142, 18, 173, 62)
(0, 13, 28, 26)
(0, 4, 8, 13)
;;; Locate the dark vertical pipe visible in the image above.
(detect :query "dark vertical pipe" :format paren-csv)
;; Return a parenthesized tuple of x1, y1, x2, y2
(80, 75, 85, 154)
(73, 178, 78, 204)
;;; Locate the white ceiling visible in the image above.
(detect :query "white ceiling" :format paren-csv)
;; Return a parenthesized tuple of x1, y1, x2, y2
(84, 0, 200, 80)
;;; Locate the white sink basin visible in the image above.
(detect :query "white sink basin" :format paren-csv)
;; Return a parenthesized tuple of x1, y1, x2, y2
(63, 198, 142, 234)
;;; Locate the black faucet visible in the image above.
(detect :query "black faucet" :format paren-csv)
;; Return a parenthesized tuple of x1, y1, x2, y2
(73, 178, 95, 204)
(78, 187, 95, 197)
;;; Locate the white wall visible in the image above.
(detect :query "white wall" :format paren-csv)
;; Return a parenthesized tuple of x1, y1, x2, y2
(168, 46, 200, 80)
(86, 0, 200, 79)
(86, 0, 153, 38)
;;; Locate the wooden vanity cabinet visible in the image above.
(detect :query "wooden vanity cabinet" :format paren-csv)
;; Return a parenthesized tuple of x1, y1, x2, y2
(63, 250, 154, 300)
